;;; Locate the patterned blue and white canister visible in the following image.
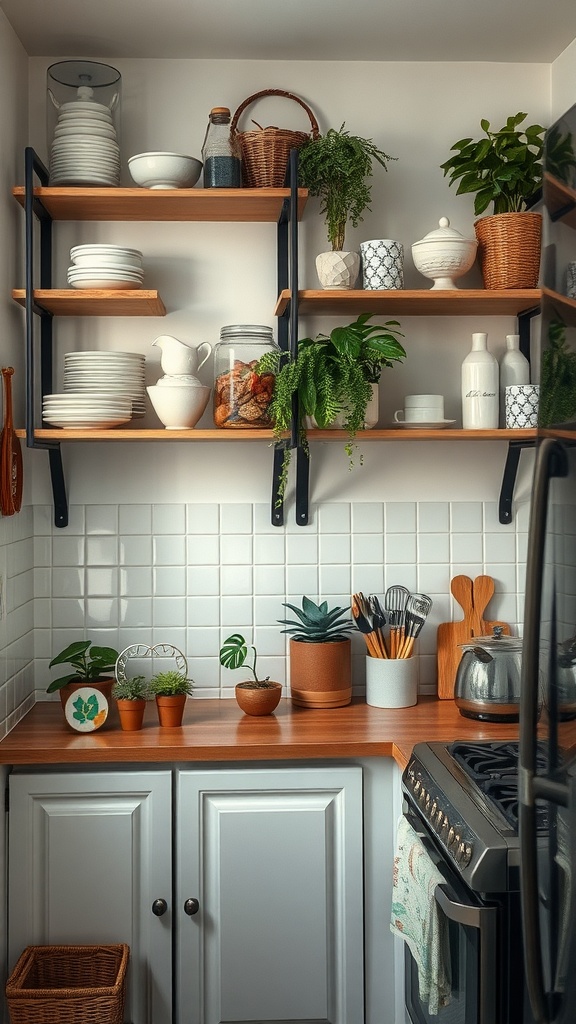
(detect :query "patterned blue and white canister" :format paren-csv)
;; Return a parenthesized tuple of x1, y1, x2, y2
(505, 384, 540, 428)
(360, 238, 404, 290)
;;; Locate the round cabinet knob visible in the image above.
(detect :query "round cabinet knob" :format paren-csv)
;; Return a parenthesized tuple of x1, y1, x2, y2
(184, 898, 200, 916)
(152, 898, 168, 917)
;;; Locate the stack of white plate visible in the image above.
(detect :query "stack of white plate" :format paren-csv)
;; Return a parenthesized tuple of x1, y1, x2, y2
(42, 393, 133, 430)
(49, 98, 120, 186)
(63, 351, 147, 418)
(68, 244, 144, 290)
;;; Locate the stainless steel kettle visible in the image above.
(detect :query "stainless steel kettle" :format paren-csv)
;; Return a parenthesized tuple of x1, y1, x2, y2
(454, 627, 523, 722)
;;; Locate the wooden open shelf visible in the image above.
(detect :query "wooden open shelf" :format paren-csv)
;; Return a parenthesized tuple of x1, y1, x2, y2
(12, 186, 308, 222)
(541, 285, 576, 326)
(274, 288, 542, 317)
(544, 172, 576, 229)
(16, 427, 537, 442)
(12, 289, 166, 317)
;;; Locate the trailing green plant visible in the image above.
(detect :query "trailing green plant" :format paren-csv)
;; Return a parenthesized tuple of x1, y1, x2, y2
(47, 640, 119, 692)
(258, 314, 405, 497)
(149, 670, 194, 697)
(219, 633, 274, 688)
(279, 596, 354, 644)
(298, 123, 396, 250)
(440, 111, 545, 215)
(539, 320, 576, 427)
(112, 674, 151, 701)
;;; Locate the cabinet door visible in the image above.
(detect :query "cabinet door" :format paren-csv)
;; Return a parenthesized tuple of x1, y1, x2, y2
(177, 766, 364, 1024)
(8, 770, 172, 1024)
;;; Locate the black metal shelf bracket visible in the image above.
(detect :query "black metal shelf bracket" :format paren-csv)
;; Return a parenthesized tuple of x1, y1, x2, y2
(23, 146, 69, 528)
(499, 438, 536, 524)
(271, 148, 309, 526)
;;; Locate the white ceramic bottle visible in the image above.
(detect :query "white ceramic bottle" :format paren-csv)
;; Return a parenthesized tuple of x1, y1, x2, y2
(461, 332, 499, 429)
(499, 334, 530, 426)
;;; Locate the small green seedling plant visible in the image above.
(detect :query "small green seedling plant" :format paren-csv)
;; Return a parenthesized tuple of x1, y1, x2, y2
(219, 634, 274, 689)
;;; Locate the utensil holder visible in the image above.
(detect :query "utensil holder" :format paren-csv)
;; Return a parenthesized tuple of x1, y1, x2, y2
(365, 654, 417, 708)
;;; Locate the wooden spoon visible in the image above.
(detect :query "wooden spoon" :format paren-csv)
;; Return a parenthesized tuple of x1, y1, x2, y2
(0, 367, 23, 516)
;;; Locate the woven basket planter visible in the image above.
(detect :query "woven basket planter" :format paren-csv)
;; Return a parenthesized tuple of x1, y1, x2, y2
(474, 212, 542, 290)
(231, 88, 319, 188)
(5, 944, 129, 1024)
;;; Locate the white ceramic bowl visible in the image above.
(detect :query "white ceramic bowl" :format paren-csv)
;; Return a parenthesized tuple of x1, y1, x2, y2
(128, 152, 202, 190)
(147, 384, 210, 428)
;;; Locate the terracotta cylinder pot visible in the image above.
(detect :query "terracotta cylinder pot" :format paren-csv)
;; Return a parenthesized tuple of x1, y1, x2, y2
(235, 681, 282, 716)
(155, 694, 187, 727)
(58, 677, 117, 727)
(289, 638, 352, 709)
(116, 698, 147, 731)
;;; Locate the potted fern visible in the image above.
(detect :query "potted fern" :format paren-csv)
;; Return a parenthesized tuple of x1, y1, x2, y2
(259, 313, 405, 496)
(298, 123, 396, 288)
(111, 674, 151, 731)
(279, 596, 354, 708)
(150, 669, 193, 727)
(440, 111, 545, 289)
(219, 633, 282, 716)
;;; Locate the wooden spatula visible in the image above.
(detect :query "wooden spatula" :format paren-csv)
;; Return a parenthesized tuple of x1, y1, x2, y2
(0, 367, 23, 516)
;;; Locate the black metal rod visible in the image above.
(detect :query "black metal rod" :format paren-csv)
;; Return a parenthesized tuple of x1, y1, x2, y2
(48, 447, 68, 529)
(270, 446, 285, 527)
(499, 443, 522, 524)
(518, 306, 539, 363)
(295, 445, 309, 527)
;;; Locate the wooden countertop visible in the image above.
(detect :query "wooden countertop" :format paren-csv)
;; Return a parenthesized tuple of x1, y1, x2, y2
(0, 696, 526, 770)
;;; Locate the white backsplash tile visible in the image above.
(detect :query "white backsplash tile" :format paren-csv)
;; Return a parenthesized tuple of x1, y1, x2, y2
(0, 498, 530, 728)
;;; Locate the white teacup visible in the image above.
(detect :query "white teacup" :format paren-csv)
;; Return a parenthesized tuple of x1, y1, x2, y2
(395, 394, 444, 423)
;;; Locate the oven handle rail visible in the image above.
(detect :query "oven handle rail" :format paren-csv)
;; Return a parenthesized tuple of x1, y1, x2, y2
(434, 885, 497, 1024)
(435, 884, 494, 929)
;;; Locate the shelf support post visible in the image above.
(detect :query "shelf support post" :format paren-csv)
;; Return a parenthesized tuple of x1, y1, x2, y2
(499, 438, 536, 524)
(23, 146, 69, 529)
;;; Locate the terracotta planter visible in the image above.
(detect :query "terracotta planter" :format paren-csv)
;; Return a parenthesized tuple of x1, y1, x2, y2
(474, 212, 542, 290)
(289, 638, 352, 708)
(116, 698, 147, 731)
(155, 694, 187, 727)
(235, 681, 282, 716)
(58, 677, 117, 727)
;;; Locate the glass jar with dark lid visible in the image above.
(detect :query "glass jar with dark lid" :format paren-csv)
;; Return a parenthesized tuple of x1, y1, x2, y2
(213, 325, 278, 428)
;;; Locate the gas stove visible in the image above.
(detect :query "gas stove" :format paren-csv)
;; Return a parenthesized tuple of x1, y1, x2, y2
(403, 739, 548, 894)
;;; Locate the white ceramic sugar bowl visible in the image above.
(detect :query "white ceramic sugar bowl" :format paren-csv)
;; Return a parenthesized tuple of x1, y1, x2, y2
(411, 217, 477, 290)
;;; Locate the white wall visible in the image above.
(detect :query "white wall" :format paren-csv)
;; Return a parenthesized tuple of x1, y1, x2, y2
(551, 37, 576, 118)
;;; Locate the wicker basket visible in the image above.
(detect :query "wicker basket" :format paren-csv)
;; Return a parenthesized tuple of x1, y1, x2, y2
(230, 88, 319, 188)
(5, 944, 129, 1024)
(474, 212, 542, 290)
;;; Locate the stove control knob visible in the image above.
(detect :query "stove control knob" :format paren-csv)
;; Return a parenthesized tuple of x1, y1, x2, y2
(447, 826, 456, 847)
(425, 793, 432, 813)
(418, 787, 428, 808)
(430, 799, 438, 820)
(435, 809, 445, 831)
(461, 843, 473, 866)
(413, 779, 421, 795)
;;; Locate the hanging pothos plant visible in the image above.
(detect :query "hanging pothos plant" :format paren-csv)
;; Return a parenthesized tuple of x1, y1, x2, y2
(258, 313, 406, 498)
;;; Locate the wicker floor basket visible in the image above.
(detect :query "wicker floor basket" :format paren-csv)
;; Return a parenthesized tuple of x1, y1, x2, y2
(231, 88, 319, 188)
(474, 212, 542, 290)
(5, 944, 129, 1024)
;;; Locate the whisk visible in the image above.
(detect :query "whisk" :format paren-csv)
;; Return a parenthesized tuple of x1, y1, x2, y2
(397, 593, 433, 658)
(385, 585, 409, 658)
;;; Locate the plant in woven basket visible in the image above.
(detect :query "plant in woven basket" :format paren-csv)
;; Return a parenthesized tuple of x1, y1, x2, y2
(298, 123, 396, 251)
(440, 112, 545, 215)
(279, 596, 354, 643)
(258, 313, 405, 498)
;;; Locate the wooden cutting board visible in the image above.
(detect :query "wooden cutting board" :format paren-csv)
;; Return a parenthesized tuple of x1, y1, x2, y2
(437, 574, 511, 699)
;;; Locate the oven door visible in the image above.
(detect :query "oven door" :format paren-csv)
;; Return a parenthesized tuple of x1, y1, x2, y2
(403, 808, 497, 1024)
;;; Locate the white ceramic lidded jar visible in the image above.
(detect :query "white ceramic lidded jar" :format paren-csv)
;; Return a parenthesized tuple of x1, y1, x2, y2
(461, 333, 499, 429)
(411, 216, 477, 290)
(498, 334, 530, 426)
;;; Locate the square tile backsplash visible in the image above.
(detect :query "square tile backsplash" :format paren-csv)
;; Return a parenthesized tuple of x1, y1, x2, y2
(30, 499, 527, 704)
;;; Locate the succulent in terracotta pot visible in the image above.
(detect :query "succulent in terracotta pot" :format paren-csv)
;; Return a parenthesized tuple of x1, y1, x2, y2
(219, 633, 282, 716)
(279, 597, 354, 709)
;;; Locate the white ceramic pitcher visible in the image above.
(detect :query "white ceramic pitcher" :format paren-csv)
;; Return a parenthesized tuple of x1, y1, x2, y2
(153, 335, 212, 377)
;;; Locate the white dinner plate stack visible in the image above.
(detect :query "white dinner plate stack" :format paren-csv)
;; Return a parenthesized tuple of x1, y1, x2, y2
(42, 392, 133, 430)
(62, 350, 147, 418)
(67, 244, 144, 290)
(49, 98, 120, 186)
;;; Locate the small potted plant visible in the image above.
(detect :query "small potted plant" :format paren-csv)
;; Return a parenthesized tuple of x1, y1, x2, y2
(48, 640, 120, 716)
(149, 669, 193, 727)
(111, 674, 151, 731)
(279, 596, 354, 708)
(440, 111, 545, 289)
(298, 122, 396, 288)
(258, 313, 405, 497)
(219, 633, 282, 716)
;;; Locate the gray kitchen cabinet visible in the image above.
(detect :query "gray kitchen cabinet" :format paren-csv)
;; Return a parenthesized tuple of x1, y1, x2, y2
(7, 764, 364, 1024)
(7, 770, 173, 1024)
